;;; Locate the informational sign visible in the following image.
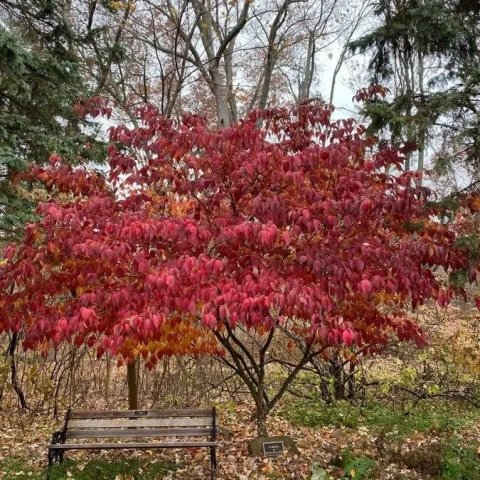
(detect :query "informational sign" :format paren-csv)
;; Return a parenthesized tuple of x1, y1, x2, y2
(262, 441, 285, 457)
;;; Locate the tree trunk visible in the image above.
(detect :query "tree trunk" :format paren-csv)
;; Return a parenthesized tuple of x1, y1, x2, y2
(257, 0, 292, 111)
(321, 375, 333, 404)
(127, 360, 138, 410)
(214, 84, 232, 128)
(330, 355, 346, 401)
(209, 66, 231, 128)
(346, 361, 356, 401)
(8, 332, 28, 409)
(224, 42, 238, 123)
(402, 37, 414, 171)
(258, 48, 278, 111)
(255, 401, 269, 437)
(329, 48, 345, 106)
(298, 32, 316, 102)
(105, 355, 112, 408)
(255, 369, 270, 437)
(417, 50, 426, 182)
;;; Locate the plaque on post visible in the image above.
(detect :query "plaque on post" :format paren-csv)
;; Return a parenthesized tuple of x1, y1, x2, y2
(263, 440, 285, 457)
(248, 435, 298, 457)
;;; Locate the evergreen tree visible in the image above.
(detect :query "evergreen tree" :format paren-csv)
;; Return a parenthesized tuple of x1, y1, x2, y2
(0, 28, 102, 242)
(350, 0, 480, 177)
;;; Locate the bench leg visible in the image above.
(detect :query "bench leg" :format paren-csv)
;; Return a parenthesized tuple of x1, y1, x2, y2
(210, 446, 217, 480)
(46, 447, 64, 479)
(46, 450, 53, 480)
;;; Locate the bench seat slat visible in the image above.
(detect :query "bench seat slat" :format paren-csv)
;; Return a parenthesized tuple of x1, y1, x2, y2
(49, 442, 217, 450)
(70, 409, 211, 419)
(66, 428, 213, 439)
(69, 417, 212, 429)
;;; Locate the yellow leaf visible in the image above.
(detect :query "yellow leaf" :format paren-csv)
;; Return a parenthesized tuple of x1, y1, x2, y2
(109, 0, 124, 11)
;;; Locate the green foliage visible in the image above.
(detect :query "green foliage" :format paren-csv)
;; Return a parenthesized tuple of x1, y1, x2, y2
(448, 268, 469, 288)
(404, 220, 425, 233)
(0, 189, 37, 243)
(0, 28, 105, 242)
(1, 457, 178, 480)
(455, 235, 480, 260)
(441, 441, 480, 479)
(280, 400, 360, 429)
(349, 0, 475, 73)
(350, 0, 480, 173)
(339, 451, 374, 480)
(281, 400, 480, 439)
(0, 30, 86, 165)
(426, 197, 461, 223)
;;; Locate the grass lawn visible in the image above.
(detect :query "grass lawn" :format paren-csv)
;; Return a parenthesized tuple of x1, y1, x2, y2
(1, 457, 178, 480)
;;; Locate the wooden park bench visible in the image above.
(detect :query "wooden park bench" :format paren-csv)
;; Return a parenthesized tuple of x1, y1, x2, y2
(46, 408, 218, 480)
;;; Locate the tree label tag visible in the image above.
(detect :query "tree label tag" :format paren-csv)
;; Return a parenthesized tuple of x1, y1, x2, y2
(262, 441, 284, 457)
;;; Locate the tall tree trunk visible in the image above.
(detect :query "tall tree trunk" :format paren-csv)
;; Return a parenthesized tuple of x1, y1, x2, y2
(213, 79, 232, 128)
(127, 360, 138, 410)
(258, 48, 279, 111)
(224, 42, 238, 123)
(402, 37, 414, 171)
(257, 0, 294, 111)
(417, 50, 426, 182)
(330, 46, 347, 106)
(298, 32, 316, 102)
(329, 1, 370, 105)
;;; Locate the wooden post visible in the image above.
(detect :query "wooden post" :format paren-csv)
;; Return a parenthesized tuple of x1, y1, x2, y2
(127, 360, 138, 410)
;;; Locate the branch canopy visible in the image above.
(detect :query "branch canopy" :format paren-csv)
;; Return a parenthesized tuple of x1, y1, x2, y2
(0, 103, 476, 364)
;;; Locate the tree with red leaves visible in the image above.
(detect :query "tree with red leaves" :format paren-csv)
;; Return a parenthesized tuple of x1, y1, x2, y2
(0, 102, 476, 436)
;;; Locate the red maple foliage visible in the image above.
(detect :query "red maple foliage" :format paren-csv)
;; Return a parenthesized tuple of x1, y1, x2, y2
(0, 104, 477, 426)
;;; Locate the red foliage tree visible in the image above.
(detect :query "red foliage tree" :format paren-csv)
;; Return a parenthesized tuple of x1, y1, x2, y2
(0, 103, 476, 435)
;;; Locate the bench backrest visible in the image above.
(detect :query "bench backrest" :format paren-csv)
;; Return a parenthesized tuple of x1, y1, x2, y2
(63, 408, 216, 441)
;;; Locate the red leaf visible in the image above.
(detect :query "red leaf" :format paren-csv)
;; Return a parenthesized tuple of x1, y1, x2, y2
(203, 313, 217, 328)
(342, 330, 354, 346)
(475, 296, 480, 311)
(358, 279, 373, 294)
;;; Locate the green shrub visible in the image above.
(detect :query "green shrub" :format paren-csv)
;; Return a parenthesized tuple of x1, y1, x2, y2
(441, 441, 480, 479)
(281, 399, 480, 439)
(340, 450, 375, 479)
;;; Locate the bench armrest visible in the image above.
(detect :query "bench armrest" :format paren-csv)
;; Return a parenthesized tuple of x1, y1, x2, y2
(50, 430, 65, 445)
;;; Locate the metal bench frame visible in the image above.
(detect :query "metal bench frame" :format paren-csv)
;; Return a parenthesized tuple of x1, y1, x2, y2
(46, 408, 218, 480)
